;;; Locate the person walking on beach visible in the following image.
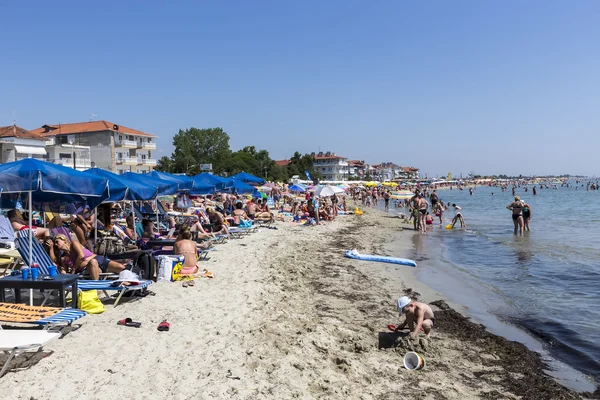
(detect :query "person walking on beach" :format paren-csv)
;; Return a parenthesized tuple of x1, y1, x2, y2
(451, 204, 465, 228)
(383, 190, 391, 211)
(507, 196, 525, 235)
(394, 296, 435, 338)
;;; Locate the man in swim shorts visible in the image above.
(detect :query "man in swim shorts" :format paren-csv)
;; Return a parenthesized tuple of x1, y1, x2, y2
(394, 296, 435, 338)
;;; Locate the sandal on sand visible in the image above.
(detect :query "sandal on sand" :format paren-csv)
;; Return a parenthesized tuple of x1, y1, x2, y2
(187, 279, 196, 287)
(182, 281, 189, 288)
(388, 324, 397, 332)
(157, 321, 170, 332)
(201, 269, 214, 279)
(117, 318, 142, 328)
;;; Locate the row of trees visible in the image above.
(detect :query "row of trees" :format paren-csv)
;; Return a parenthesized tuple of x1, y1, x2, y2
(155, 127, 322, 182)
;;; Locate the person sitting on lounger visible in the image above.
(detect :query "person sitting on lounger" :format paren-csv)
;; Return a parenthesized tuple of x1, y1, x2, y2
(206, 207, 229, 236)
(7, 209, 50, 240)
(141, 219, 158, 239)
(124, 213, 136, 241)
(232, 202, 250, 226)
(46, 234, 125, 280)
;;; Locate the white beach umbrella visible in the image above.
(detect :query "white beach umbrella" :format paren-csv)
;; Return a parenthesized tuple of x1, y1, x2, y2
(315, 184, 345, 198)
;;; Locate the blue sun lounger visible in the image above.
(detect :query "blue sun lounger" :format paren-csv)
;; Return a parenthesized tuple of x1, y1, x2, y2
(15, 235, 152, 307)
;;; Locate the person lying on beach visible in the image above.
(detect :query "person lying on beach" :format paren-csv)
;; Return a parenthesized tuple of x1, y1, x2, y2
(46, 234, 126, 280)
(7, 209, 50, 240)
(394, 296, 435, 338)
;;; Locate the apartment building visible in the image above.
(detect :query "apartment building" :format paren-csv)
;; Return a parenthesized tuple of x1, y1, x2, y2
(32, 120, 157, 174)
(0, 125, 48, 163)
(311, 151, 349, 181)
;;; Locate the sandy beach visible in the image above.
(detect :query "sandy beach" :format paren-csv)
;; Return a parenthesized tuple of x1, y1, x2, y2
(0, 207, 597, 399)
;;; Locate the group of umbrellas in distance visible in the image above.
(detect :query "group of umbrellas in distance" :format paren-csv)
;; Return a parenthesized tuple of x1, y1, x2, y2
(0, 158, 266, 207)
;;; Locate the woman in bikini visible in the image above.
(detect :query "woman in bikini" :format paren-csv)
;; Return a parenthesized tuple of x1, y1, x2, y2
(173, 226, 201, 275)
(507, 196, 525, 235)
(206, 207, 229, 236)
(231, 202, 250, 226)
(46, 234, 125, 280)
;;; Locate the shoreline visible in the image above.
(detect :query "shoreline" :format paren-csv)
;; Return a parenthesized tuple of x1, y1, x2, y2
(0, 208, 598, 399)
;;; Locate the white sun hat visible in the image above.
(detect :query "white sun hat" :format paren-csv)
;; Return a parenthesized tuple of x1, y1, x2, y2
(397, 296, 411, 314)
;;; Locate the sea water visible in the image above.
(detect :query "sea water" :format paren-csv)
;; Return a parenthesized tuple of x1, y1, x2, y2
(384, 184, 600, 387)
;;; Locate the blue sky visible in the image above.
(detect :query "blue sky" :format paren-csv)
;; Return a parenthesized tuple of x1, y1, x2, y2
(2, 1, 599, 177)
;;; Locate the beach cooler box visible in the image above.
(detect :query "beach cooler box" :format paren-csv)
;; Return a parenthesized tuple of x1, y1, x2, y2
(155, 255, 185, 282)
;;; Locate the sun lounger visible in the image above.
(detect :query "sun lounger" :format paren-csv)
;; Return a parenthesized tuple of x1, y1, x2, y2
(0, 329, 61, 377)
(14, 236, 151, 307)
(0, 303, 86, 328)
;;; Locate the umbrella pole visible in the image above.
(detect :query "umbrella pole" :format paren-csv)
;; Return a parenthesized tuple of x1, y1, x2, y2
(132, 201, 137, 241)
(94, 207, 98, 246)
(28, 192, 33, 306)
(155, 199, 159, 228)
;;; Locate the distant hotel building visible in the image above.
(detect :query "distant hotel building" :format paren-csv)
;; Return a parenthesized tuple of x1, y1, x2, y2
(0, 125, 48, 163)
(311, 151, 349, 181)
(31, 120, 157, 174)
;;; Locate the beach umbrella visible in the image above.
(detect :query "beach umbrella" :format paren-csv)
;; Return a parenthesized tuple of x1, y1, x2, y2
(229, 179, 261, 196)
(231, 171, 265, 185)
(86, 168, 158, 201)
(191, 173, 231, 191)
(0, 158, 109, 305)
(288, 184, 306, 193)
(122, 172, 179, 196)
(149, 171, 194, 191)
(315, 184, 345, 198)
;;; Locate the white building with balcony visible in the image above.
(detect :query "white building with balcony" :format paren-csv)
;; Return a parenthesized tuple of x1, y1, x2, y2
(32, 120, 158, 174)
(0, 125, 48, 163)
(311, 151, 349, 181)
(45, 139, 92, 171)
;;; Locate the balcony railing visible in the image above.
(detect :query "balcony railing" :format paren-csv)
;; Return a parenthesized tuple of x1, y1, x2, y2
(115, 139, 138, 148)
(52, 159, 92, 169)
(138, 159, 157, 166)
(116, 157, 138, 165)
(137, 142, 157, 150)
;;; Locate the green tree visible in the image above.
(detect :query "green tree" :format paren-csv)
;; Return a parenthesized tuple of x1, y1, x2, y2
(170, 127, 232, 175)
(155, 156, 174, 172)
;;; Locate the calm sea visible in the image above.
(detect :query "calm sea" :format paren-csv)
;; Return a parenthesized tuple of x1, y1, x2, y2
(389, 184, 600, 385)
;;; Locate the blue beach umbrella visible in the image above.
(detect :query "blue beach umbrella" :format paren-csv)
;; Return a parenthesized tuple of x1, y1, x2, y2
(231, 171, 265, 185)
(192, 173, 231, 191)
(86, 168, 158, 201)
(230, 179, 261, 196)
(149, 170, 195, 191)
(122, 172, 179, 196)
(288, 184, 306, 193)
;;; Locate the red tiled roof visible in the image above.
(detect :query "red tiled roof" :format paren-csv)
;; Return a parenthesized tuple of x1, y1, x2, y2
(0, 125, 46, 140)
(30, 120, 156, 138)
(275, 159, 290, 166)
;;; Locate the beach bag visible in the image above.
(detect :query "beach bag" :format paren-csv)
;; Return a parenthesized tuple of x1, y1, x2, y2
(131, 251, 155, 281)
(94, 237, 125, 256)
(78, 290, 105, 314)
(156, 255, 184, 282)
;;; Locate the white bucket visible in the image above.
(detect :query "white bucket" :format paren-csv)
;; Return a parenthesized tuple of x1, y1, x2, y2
(403, 351, 426, 370)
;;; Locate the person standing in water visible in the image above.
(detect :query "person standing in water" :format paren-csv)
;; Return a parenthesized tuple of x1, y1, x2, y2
(522, 202, 532, 232)
(507, 196, 525, 235)
(533, 186, 537, 195)
(451, 204, 465, 228)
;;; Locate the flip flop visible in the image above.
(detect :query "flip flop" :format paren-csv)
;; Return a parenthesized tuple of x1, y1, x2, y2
(387, 324, 397, 332)
(182, 281, 189, 288)
(157, 320, 170, 332)
(117, 318, 142, 328)
(187, 280, 196, 287)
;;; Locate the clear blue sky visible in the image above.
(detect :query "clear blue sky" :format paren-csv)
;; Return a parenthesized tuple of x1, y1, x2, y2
(2, 1, 599, 177)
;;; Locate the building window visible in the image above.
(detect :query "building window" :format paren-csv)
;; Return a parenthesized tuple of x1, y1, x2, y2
(59, 153, 72, 159)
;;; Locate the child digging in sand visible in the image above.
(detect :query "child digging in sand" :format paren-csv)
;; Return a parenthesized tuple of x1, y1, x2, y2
(394, 296, 435, 339)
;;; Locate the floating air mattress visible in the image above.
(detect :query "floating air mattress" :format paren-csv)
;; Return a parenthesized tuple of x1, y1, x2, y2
(344, 249, 417, 267)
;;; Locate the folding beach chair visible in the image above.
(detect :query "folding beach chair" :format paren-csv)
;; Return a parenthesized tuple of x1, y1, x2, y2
(0, 329, 61, 377)
(0, 303, 85, 330)
(14, 236, 152, 307)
